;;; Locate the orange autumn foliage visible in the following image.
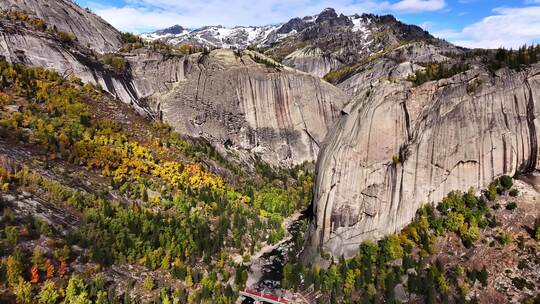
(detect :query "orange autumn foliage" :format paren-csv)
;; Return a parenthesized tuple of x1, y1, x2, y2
(20, 227, 30, 237)
(30, 265, 39, 283)
(58, 260, 67, 277)
(45, 259, 54, 278)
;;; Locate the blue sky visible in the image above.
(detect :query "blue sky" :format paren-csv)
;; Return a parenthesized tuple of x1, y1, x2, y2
(76, 0, 540, 48)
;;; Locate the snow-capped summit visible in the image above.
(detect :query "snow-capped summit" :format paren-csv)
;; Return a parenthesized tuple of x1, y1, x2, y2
(141, 23, 288, 49)
(141, 25, 190, 42)
(155, 25, 187, 36)
(140, 8, 374, 49)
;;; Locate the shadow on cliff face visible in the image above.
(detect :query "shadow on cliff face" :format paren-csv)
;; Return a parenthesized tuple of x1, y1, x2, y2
(256, 127, 302, 143)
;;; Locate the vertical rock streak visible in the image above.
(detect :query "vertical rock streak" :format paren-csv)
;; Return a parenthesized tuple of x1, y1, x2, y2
(152, 50, 349, 166)
(305, 66, 540, 260)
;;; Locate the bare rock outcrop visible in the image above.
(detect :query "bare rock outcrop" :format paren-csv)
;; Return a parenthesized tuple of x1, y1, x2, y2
(282, 47, 341, 78)
(0, 15, 190, 117)
(338, 42, 460, 96)
(0, 0, 122, 53)
(147, 49, 349, 166)
(304, 64, 540, 260)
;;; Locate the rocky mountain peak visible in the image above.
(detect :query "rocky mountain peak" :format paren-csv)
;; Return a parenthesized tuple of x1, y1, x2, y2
(276, 17, 305, 34)
(313, 7, 352, 26)
(140, 7, 437, 52)
(155, 24, 186, 35)
(315, 8, 338, 22)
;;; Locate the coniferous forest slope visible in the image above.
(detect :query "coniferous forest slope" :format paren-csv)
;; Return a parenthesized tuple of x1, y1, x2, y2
(0, 1, 538, 303)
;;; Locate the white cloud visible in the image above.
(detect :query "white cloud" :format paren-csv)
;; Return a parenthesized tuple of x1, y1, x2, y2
(89, 0, 447, 33)
(391, 0, 446, 12)
(93, 6, 185, 33)
(434, 6, 540, 49)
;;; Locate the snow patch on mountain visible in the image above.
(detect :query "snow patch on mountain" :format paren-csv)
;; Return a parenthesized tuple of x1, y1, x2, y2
(141, 9, 374, 49)
(141, 24, 286, 48)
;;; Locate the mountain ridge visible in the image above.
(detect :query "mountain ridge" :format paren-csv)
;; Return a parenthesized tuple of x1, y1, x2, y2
(140, 8, 428, 50)
(140, 7, 449, 79)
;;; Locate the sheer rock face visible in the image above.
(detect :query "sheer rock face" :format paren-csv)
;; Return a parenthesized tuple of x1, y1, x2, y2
(283, 47, 341, 78)
(125, 50, 187, 100)
(147, 49, 350, 166)
(0, 0, 122, 53)
(304, 64, 540, 260)
(0, 15, 190, 117)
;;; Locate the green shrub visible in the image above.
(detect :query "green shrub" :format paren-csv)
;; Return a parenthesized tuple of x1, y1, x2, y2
(506, 202, 517, 210)
(249, 53, 282, 69)
(408, 62, 469, 86)
(38, 280, 60, 304)
(100, 54, 127, 74)
(478, 267, 488, 287)
(485, 182, 498, 201)
(13, 278, 31, 304)
(498, 230, 513, 246)
(119, 32, 145, 52)
(446, 212, 464, 232)
(57, 31, 77, 43)
(177, 44, 204, 55)
(511, 277, 532, 290)
(517, 259, 528, 270)
(150, 40, 173, 52)
(2, 10, 47, 31)
(509, 188, 519, 197)
(499, 175, 513, 190)
(323, 64, 358, 84)
(4, 226, 19, 246)
(143, 276, 154, 290)
(491, 45, 540, 71)
(488, 215, 498, 228)
(121, 32, 142, 44)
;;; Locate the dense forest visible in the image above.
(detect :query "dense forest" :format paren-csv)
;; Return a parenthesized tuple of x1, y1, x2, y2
(479, 44, 540, 72)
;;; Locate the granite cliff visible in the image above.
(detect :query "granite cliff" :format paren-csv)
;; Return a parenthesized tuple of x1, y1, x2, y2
(304, 63, 540, 259)
(0, 0, 122, 53)
(146, 49, 349, 166)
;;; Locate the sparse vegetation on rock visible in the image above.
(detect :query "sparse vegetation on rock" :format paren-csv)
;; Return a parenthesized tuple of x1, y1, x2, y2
(407, 62, 469, 86)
